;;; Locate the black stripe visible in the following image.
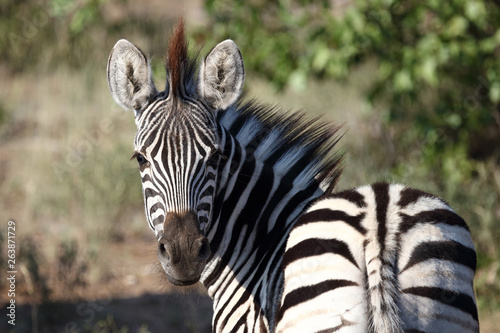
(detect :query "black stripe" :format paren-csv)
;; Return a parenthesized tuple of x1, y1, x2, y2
(282, 238, 359, 270)
(197, 202, 211, 212)
(397, 186, 440, 207)
(373, 182, 390, 256)
(369, 182, 390, 329)
(144, 188, 161, 198)
(151, 215, 164, 227)
(214, 287, 252, 330)
(328, 189, 367, 208)
(294, 209, 367, 235)
(232, 309, 249, 333)
(141, 174, 152, 183)
(276, 279, 358, 324)
(401, 240, 476, 272)
(149, 202, 163, 215)
(399, 209, 470, 234)
(198, 215, 208, 224)
(197, 185, 215, 200)
(402, 286, 478, 321)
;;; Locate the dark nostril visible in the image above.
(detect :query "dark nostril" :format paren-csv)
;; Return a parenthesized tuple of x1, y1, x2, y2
(198, 238, 210, 261)
(158, 242, 170, 262)
(159, 242, 165, 253)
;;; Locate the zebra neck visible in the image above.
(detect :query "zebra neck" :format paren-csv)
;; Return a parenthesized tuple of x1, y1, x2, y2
(201, 126, 325, 324)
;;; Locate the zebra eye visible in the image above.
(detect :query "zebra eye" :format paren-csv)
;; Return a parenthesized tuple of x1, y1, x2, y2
(137, 154, 147, 166)
(132, 152, 149, 167)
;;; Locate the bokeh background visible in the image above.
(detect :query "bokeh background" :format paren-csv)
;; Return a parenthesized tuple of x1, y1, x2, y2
(0, 0, 499, 332)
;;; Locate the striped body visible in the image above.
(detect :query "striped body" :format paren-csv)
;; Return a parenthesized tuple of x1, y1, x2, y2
(278, 183, 478, 332)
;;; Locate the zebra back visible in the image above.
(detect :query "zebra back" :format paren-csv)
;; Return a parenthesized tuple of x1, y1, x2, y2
(278, 183, 478, 333)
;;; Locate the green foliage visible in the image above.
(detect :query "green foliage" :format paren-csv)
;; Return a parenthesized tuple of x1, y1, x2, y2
(0, 0, 118, 70)
(198, 0, 500, 158)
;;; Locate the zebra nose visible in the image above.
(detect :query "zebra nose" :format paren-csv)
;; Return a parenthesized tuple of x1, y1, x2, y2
(157, 235, 210, 264)
(156, 211, 211, 285)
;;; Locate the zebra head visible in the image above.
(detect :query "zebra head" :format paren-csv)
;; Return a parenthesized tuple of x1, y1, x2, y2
(107, 21, 245, 286)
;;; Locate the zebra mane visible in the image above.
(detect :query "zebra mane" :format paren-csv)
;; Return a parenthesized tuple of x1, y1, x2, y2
(163, 19, 343, 192)
(219, 100, 344, 193)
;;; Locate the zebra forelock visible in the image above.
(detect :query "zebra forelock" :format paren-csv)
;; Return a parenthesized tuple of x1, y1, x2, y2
(164, 18, 199, 100)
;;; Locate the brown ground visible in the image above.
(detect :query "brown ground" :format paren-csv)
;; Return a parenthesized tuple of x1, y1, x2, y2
(0, 239, 213, 333)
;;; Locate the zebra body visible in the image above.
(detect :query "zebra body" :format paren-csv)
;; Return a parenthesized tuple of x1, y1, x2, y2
(106, 19, 479, 333)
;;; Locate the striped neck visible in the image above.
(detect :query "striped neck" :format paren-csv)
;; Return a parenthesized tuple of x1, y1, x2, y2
(204, 124, 325, 261)
(201, 120, 330, 329)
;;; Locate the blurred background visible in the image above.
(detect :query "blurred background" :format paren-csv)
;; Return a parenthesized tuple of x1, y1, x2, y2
(0, 0, 499, 332)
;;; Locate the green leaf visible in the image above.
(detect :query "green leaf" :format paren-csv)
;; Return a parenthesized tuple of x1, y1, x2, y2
(445, 113, 462, 129)
(465, 1, 486, 23)
(312, 45, 331, 72)
(393, 69, 413, 92)
(345, 8, 365, 32)
(444, 16, 468, 37)
(419, 58, 438, 86)
(288, 69, 308, 92)
(490, 83, 500, 103)
(378, 61, 393, 81)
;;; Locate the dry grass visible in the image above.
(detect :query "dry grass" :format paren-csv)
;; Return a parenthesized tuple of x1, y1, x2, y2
(0, 65, 155, 301)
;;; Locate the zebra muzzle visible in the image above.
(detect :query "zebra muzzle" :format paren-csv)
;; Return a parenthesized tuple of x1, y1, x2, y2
(156, 211, 211, 286)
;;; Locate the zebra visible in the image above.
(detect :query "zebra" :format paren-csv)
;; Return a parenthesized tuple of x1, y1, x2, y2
(106, 19, 479, 332)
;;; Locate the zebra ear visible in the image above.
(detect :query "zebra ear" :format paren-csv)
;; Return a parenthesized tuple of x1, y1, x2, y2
(198, 39, 245, 110)
(107, 39, 158, 114)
